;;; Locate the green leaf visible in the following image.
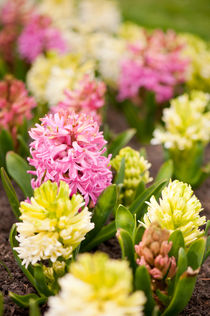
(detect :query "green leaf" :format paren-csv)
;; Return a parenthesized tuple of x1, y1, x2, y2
(130, 179, 167, 220)
(134, 225, 145, 245)
(1, 167, 20, 219)
(6, 151, 33, 198)
(116, 228, 136, 272)
(107, 129, 136, 158)
(9, 292, 46, 308)
(34, 265, 54, 297)
(203, 236, 210, 263)
(116, 204, 135, 238)
(134, 181, 145, 199)
(135, 266, 155, 316)
(81, 185, 117, 248)
(9, 224, 37, 291)
(0, 292, 3, 316)
(168, 247, 188, 296)
(155, 160, 173, 182)
(205, 220, 210, 236)
(187, 238, 206, 269)
(114, 157, 125, 185)
(162, 273, 197, 316)
(175, 248, 188, 285)
(0, 129, 14, 168)
(81, 221, 116, 252)
(168, 230, 185, 259)
(29, 299, 41, 316)
(156, 289, 170, 306)
(17, 134, 30, 158)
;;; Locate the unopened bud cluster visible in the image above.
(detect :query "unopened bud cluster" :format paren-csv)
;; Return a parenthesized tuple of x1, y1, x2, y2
(111, 147, 152, 204)
(135, 223, 176, 280)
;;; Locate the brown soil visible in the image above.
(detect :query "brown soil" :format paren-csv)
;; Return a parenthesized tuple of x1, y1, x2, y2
(0, 107, 209, 315)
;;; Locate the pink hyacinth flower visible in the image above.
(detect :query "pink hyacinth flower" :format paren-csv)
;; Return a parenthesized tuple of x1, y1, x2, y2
(18, 14, 67, 62)
(118, 29, 188, 104)
(52, 75, 106, 124)
(28, 111, 112, 206)
(0, 76, 36, 143)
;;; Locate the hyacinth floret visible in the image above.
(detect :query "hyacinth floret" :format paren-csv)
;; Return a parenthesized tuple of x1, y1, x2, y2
(0, 76, 36, 141)
(46, 253, 146, 316)
(52, 75, 106, 124)
(28, 111, 112, 206)
(14, 181, 94, 267)
(143, 180, 206, 245)
(111, 147, 152, 204)
(152, 90, 210, 150)
(18, 14, 67, 63)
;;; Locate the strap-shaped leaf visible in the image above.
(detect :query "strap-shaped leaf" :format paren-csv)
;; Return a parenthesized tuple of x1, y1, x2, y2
(9, 292, 46, 308)
(162, 273, 197, 316)
(6, 151, 33, 198)
(168, 230, 185, 259)
(114, 157, 125, 185)
(0, 129, 14, 168)
(81, 221, 116, 252)
(107, 129, 136, 158)
(1, 167, 20, 219)
(203, 236, 210, 263)
(155, 160, 173, 182)
(81, 185, 117, 248)
(135, 266, 155, 316)
(187, 238, 206, 269)
(134, 225, 145, 245)
(9, 224, 37, 291)
(134, 181, 145, 199)
(116, 228, 136, 272)
(17, 134, 30, 158)
(29, 299, 41, 316)
(34, 265, 54, 297)
(168, 247, 187, 297)
(130, 179, 167, 220)
(0, 292, 3, 316)
(156, 289, 170, 306)
(116, 204, 135, 238)
(205, 220, 210, 236)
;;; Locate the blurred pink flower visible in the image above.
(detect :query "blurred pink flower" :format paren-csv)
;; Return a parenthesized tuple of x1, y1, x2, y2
(1, 0, 31, 26)
(28, 111, 112, 206)
(118, 30, 188, 104)
(0, 76, 36, 142)
(18, 14, 67, 62)
(53, 75, 106, 124)
(0, 0, 33, 66)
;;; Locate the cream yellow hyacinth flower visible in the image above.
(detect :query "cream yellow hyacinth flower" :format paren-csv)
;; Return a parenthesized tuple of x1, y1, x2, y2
(14, 181, 94, 267)
(77, 0, 121, 33)
(37, 0, 76, 30)
(152, 91, 210, 150)
(179, 33, 210, 91)
(46, 253, 146, 316)
(143, 180, 206, 245)
(27, 52, 95, 106)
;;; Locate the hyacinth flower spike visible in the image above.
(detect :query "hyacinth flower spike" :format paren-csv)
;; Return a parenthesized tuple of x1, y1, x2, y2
(152, 91, 210, 187)
(28, 111, 112, 206)
(7, 180, 94, 305)
(46, 253, 146, 316)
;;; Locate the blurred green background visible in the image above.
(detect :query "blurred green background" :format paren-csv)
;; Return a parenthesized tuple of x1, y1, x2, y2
(119, 0, 210, 40)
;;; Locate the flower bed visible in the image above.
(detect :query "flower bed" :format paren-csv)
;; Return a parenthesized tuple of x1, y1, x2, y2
(0, 1, 210, 315)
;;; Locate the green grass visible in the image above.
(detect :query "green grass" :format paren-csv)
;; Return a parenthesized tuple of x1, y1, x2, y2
(119, 0, 210, 40)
